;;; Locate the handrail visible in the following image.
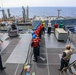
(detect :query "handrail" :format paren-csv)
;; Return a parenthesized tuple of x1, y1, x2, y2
(67, 60, 76, 69)
(61, 60, 76, 72)
(20, 43, 33, 75)
(65, 26, 74, 42)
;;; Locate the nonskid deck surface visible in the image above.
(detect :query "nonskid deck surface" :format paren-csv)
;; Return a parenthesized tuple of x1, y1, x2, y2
(29, 33, 76, 75)
(0, 33, 32, 75)
(0, 33, 76, 75)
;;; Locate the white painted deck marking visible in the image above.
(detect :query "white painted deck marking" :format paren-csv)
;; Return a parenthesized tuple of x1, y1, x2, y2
(45, 35, 50, 75)
(6, 33, 32, 63)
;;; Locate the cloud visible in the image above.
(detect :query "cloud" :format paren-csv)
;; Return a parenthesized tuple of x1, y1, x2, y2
(0, 0, 76, 7)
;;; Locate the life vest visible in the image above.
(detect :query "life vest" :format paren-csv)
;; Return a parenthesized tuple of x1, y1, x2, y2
(34, 30, 39, 35)
(34, 31, 37, 35)
(36, 36, 40, 42)
(54, 24, 58, 28)
(59, 23, 64, 28)
(36, 30, 40, 35)
(48, 22, 51, 27)
(63, 49, 72, 60)
(42, 23, 45, 27)
(40, 24, 43, 30)
(37, 27, 41, 33)
(31, 39, 39, 47)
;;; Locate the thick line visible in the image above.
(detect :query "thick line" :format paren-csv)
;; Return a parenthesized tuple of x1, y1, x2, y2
(45, 35, 50, 75)
(14, 64, 19, 75)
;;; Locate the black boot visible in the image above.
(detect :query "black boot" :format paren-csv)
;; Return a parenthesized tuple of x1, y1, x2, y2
(1, 67, 6, 71)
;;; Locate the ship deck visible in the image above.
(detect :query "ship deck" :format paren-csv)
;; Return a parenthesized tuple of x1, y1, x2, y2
(0, 32, 76, 75)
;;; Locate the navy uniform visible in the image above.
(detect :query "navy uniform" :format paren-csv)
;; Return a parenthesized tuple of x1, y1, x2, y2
(31, 35, 40, 62)
(58, 45, 73, 71)
(35, 36, 40, 56)
(47, 20, 52, 35)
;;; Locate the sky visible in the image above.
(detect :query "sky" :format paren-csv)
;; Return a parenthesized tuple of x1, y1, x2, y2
(0, 0, 76, 7)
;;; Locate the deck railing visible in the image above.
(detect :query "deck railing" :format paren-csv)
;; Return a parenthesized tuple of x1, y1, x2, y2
(65, 26, 74, 43)
(20, 43, 33, 75)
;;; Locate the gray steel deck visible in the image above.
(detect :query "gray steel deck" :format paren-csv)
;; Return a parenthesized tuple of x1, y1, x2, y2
(0, 32, 76, 75)
(30, 33, 76, 75)
(0, 33, 32, 75)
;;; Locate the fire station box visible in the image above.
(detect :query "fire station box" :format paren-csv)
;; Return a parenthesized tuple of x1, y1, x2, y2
(55, 28, 68, 42)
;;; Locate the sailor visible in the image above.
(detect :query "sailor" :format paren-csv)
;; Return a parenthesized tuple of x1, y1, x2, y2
(54, 22, 58, 31)
(38, 24, 43, 39)
(42, 20, 45, 34)
(31, 34, 40, 62)
(54, 22, 59, 35)
(59, 21, 65, 29)
(47, 20, 52, 35)
(0, 39, 6, 71)
(35, 35, 40, 56)
(54, 22, 58, 29)
(58, 44, 73, 72)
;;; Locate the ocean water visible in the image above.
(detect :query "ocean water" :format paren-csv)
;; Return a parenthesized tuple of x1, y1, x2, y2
(0, 7, 76, 18)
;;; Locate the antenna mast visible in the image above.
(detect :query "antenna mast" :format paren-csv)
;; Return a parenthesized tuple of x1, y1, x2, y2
(57, 9, 61, 19)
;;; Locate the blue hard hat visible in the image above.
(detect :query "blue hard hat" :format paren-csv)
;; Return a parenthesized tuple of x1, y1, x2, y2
(31, 31, 34, 35)
(34, 34, 37, 37)
(32, 34, 36, 39)
(33, 28, 36, 30)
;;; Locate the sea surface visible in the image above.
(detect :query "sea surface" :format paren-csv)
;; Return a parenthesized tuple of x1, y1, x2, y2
(0, 7, 76, 18)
